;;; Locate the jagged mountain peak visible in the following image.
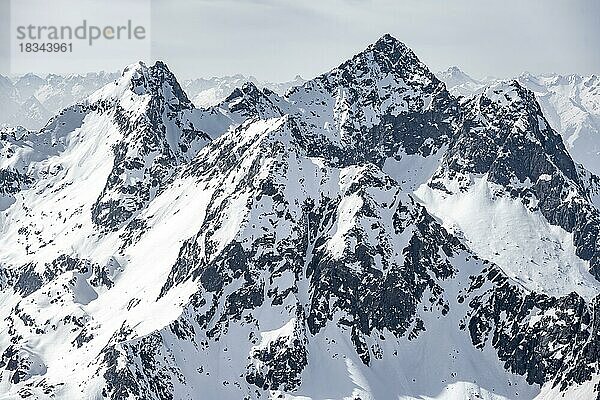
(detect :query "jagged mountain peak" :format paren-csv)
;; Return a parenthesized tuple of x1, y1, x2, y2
(467, 80, 558, 141)
(0, 60, 223, 234)
(444, 66, 466, 75)
(437, 69, 600, 177)
(223, 80, 264, 102)
(281, 35, 459, 168)
(223, 80, 281, 110)
(88, 60, 192, 113)
(471, 81, 582, 182)
(219, 80, 285, 122)
(450, 78, 580, 186)
(371, 33, 412, 56)
(322, 34, 436, 89)
(438, 66, 480, 86)
(368, 33, 421, 59)
(424, 74, 600, 294)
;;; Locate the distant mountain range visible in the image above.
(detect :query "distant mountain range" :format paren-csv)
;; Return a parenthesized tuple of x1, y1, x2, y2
(0, 72, 120, 129)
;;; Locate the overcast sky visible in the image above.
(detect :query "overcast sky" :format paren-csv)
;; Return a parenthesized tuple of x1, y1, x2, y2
(1, 0, 599, 81)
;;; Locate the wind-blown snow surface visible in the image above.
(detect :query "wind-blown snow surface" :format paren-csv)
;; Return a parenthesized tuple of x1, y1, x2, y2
(1, 36, 600, 400)
(416, 176, 600, 301)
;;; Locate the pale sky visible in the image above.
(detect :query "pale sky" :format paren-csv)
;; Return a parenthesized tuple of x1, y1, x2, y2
(1, 0, 599, 81)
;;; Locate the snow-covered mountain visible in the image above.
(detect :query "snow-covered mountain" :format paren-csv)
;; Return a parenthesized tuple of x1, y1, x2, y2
(1, 35, 599, 400)
(437, 67, 600, 176)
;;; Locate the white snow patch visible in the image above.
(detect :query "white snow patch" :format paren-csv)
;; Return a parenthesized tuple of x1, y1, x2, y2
(326, 194, 363, 259)
(415, 176, 600, 301)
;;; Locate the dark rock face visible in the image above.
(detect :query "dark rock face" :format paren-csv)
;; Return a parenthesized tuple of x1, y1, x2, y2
(152, 121, 466, 392)
(445, 81, 578, 185)
(0, 169, 33, 196)
(464, 266, 600, 392)
(0, 346, 39, 384)
(13, 264, 43, 297)
(101, 333, 177, 400)
(305, 192, 458, 364)
(222, 82, 284, 121)
(11, 255, 93, 297)
(245, 310, 308, 391)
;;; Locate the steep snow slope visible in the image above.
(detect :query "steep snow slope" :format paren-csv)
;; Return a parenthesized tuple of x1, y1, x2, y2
(1, 36, 599, 400)
(87, 114, 541, 400)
